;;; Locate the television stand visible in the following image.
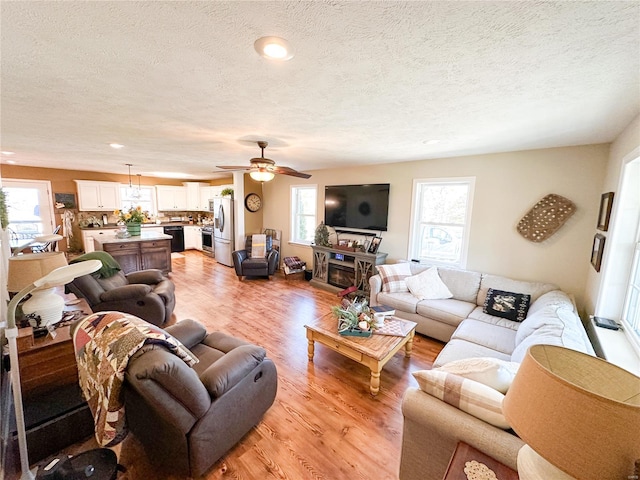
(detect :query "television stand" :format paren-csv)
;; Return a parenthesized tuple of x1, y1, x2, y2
(310, 245, 387, 294)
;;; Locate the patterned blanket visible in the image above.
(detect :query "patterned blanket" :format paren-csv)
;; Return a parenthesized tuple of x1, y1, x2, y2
(73, 311, 198, 447)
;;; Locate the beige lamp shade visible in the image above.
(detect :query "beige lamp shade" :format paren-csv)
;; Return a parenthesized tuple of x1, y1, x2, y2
(7, 252, 68, 293)
(503, 344, 640, 480)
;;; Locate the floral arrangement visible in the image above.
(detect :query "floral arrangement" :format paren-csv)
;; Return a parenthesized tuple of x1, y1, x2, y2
(114, 206, 150, 224)
(332, 297, 377, 333)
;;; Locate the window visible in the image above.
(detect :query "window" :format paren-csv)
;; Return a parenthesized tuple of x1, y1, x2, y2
(2, 179, 55, 239)
(623, 241, 640, 349)
(290, 185, 317, 245)
(408, 177, 475, 268)
(120, 185, 156, 216)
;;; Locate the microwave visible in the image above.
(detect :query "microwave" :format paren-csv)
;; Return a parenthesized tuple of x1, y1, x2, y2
(208, 199, 215, 212)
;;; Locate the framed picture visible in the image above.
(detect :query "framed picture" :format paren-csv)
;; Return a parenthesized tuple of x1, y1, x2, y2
(368, 236, 382, 254)
(591, 233, 606, 272)
(597, 192, 614, 231)
(54, 192, 76, 209)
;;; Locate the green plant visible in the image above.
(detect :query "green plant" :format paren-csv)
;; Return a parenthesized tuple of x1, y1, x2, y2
(220, 187, 234, 197)
(0, 188, 8, 229)
(114, 206, 149, 224)
(332, 298, 376, 332)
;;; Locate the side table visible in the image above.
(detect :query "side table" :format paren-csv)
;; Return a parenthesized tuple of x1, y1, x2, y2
(4, 295, 96, 474)
(443, 442, 519, 480)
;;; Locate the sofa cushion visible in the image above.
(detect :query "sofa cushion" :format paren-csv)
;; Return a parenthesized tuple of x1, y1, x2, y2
(477, 274, 558, 306)
(483, 288, 531, 322)
(511, 307, 595, 362)
(437, 268, 482, 303)
(416, 298, 476, 328)
(526, 289, 574, 317)
(405, 267, 453, 300)
(376, 263, 412, 293)
(436, 358, 520, 394)
(451, 319, 517, 355)
(434, 338, 512, 367)
(467, 307, 522, 330)
(413, 370, 510, 429)
(377, 291, 420, 314)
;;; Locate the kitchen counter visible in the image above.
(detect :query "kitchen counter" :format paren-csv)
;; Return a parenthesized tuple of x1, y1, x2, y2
(93, 232, 171, 245)
(93, 233, 172, 274)
(80, 222, 193, 230)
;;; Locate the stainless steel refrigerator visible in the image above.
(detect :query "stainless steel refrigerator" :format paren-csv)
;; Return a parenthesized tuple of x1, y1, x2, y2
(213, 197, 234, 267)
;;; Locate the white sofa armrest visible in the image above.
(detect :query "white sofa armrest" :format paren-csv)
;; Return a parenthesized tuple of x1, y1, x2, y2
(400, 387, 523, 480)
(369, 274, 383, 306)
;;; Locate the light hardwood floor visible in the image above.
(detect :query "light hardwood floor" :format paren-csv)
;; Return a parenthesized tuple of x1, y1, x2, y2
(58, 251, 444, 479)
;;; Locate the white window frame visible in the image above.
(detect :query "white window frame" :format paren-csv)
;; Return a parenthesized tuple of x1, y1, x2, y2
(119, 184, 157, 216)
(408, 177, 475, 269)
(290, 184, 317, 246)
(622, 241, 640, 352)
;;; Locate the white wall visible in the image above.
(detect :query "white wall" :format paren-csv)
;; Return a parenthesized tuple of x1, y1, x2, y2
(584, 114, 640, 317)
(263, 144, 609, 308)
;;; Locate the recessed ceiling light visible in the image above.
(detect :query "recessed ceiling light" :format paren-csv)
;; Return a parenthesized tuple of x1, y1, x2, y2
(254, 36, 294, 61)
(1, 151, 15, 155)
(423, 140, 440, 145)
(5, 160, 16, 164)
(109, 143, 125, 149)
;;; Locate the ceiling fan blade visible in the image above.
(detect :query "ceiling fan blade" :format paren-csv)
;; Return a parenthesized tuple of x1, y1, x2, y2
(270, 165, 312, 179)
(216, 165, 250, 171)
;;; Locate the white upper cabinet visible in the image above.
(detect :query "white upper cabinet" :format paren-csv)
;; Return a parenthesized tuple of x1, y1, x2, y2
(184, 182, 210, 211)
(156, 186, 188, 210)
(76, 181, 121, 211)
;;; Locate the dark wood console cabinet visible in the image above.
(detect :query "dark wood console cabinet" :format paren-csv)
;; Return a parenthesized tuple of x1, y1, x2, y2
(310, 245, 387, 294)
(97, 238, 172, 274)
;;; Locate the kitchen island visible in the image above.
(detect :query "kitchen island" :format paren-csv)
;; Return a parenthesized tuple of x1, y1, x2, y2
(93, 232, 172, 274)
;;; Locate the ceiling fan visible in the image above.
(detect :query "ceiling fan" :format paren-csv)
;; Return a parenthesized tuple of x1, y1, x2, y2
(217, 141, 311, 181)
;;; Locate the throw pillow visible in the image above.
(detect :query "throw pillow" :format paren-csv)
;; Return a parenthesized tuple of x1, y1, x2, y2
(251, 234, 267, 258)
(413, 369, 510, 429)
(376, 263, 412, 293)
(405, 267, 453, 300)
(436, 357, 520, 394)
(483, 288, 531, 322)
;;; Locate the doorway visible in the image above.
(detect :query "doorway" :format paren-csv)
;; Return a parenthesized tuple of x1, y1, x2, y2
(1, 179, 55, 240)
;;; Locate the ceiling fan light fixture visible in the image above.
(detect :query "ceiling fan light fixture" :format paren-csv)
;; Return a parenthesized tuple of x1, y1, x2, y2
(250, 170, 275, 182)
(254, 36, 294, 61)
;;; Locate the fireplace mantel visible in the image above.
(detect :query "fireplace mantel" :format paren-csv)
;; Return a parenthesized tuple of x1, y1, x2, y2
(310, 245, 387, 294)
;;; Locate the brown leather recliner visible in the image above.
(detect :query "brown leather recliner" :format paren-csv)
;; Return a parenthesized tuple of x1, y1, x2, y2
(123, 319, 278, 478)
(232, 235, 279, 280)
(66, 255, 175, 326)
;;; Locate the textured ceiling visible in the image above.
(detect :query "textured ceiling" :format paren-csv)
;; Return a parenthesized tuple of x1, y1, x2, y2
(1, 1, 639, 179)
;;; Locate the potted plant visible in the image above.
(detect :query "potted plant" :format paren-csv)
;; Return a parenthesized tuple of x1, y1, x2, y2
(114, 206, 150, 236)
(220, 187, 234, 198)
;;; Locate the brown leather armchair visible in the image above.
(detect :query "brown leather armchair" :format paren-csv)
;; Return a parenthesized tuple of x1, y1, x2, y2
(232, 235, 279, 280)
(123, 319, 278, 477)
(66, 252, 175, 326)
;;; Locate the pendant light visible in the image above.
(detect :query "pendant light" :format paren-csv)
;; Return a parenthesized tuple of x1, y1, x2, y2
(126, 164, 141, 199)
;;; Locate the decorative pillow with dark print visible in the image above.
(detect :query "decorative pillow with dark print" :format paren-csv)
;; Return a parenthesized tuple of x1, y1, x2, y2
(483, 288, 531, 322)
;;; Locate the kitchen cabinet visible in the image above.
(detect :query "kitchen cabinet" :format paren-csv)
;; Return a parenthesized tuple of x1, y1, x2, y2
(81, 228, 114, 253)
(103, 241, 140, 273)
(184, 225, 203, 250)
(94, 235, 172, 274)
(199, 186, 212, 209)
(185, 182, 210, 211)
(156, 186, 187, 211)
(210, 184, 233, 198)
(75, 181, 121, 211)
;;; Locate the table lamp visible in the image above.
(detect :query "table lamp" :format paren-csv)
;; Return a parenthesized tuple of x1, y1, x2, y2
(503, 344, 640, 480)
(5, 259, 102, 479)
(7, 251, 69, 326)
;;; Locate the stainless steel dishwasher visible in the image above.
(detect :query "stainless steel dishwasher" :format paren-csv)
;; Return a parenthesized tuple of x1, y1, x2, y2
(163, 225, 185, 252)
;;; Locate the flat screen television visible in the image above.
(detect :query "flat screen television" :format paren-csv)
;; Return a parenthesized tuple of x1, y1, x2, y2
(324, 184, 390, 231)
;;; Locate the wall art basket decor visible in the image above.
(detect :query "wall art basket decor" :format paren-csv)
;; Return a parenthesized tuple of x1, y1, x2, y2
(517, 194, 576, 243)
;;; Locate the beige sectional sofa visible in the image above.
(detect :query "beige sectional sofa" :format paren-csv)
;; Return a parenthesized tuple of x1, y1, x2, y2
(368, 263, 595, 480)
